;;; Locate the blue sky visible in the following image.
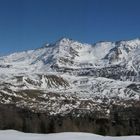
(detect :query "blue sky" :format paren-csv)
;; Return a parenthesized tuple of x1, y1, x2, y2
(0, 0, 140, 54)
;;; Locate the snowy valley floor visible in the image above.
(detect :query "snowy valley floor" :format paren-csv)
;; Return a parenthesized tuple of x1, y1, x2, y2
(0, 130, 140, 140)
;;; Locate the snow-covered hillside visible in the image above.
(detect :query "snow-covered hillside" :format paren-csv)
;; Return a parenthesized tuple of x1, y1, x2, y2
(0, 130, 140, 140)
(0, 38, 140, 135)
(0, 38, 140, 113)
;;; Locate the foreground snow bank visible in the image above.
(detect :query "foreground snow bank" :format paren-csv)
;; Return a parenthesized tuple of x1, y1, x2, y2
(0, 130, 139, 140)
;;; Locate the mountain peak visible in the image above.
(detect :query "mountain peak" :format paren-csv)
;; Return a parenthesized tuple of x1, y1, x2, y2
(56, 37, 74, 45)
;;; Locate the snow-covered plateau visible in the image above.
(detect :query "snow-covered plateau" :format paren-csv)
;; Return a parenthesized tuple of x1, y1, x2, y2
(0, 130, 140, 140)
(0, 38, 140, 135)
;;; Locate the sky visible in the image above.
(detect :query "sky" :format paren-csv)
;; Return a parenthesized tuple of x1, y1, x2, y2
(0, 0, 140, 54)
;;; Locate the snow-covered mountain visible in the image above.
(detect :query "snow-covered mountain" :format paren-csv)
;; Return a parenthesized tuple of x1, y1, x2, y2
(0, 38, 140, 109)
(0, 38, 140, 135)
(1, 38, 140, 72)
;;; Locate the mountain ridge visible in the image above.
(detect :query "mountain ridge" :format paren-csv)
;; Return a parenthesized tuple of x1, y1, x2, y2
(2, 37, 140, 57)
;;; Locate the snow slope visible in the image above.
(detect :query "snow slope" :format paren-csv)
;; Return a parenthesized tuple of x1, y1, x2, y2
(0, 130, 139, 140)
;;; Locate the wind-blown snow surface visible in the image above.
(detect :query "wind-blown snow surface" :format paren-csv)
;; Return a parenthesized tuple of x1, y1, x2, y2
(0, 130, 140, 140)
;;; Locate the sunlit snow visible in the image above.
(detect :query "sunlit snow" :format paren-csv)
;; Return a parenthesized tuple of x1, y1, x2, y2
(0, 130, 140, 140)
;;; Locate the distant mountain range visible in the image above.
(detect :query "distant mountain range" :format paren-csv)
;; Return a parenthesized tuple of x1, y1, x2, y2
(0, 38, 140, 135)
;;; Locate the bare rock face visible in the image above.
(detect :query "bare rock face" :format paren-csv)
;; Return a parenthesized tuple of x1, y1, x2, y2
(0, 38, 140, 135)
